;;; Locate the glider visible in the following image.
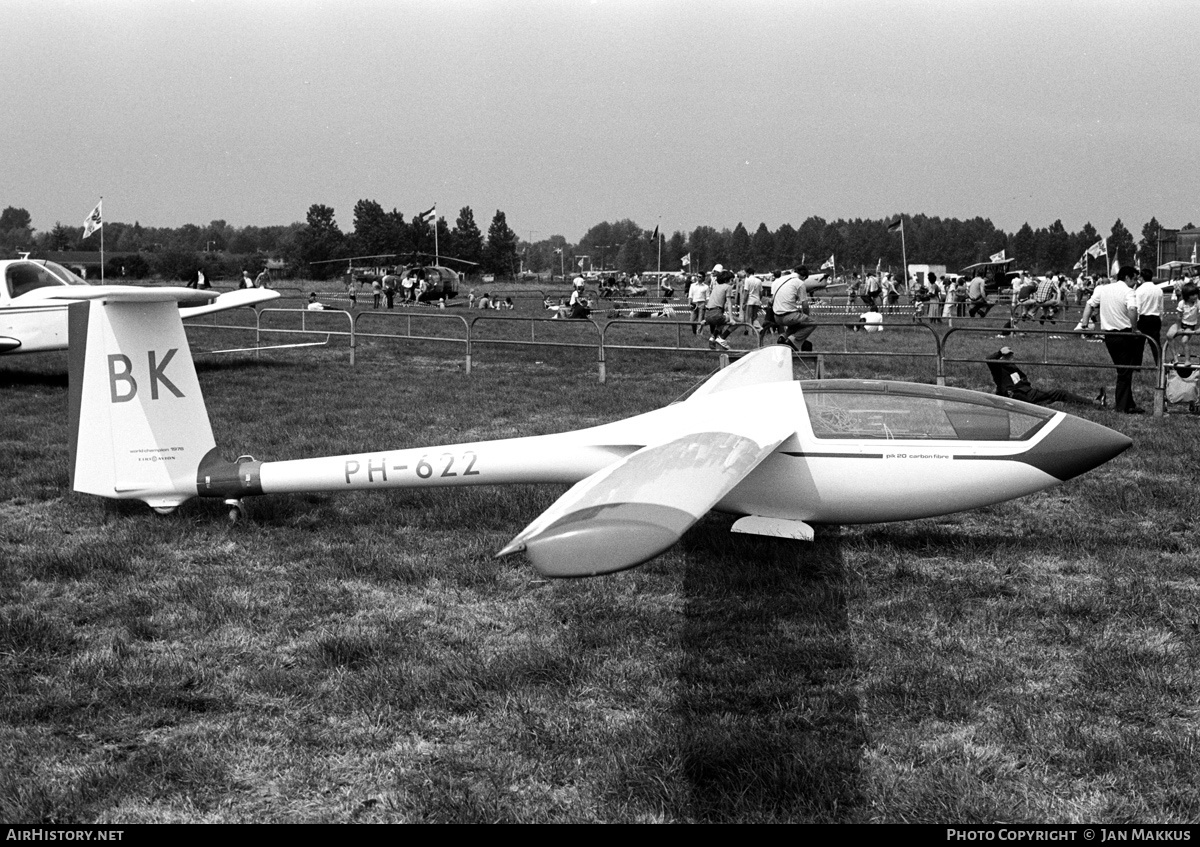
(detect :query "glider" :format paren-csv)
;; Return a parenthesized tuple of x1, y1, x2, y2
(66, 289, 1132, 577)
(0, 258, 278, 355)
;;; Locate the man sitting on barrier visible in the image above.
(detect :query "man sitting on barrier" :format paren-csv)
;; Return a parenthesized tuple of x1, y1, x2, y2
(568, 278, 592, 319)
(967, 272, 992, 318)
(770, 265, 818, 352)
(986, 346, 1105, 408)
(703, 269, 736, 350)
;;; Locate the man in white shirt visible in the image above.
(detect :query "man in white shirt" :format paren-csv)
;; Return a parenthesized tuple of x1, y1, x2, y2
(688, 271, 711, 335)
(1077, 266, 1144, 414)
(1134, 267, 1164, 365)
(742, 266, 764, 335)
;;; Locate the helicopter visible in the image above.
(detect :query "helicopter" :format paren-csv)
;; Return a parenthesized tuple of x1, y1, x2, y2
(383, 252, 480, 303)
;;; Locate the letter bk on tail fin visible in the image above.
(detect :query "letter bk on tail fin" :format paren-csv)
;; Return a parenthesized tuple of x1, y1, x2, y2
(68, 293, 216, 512)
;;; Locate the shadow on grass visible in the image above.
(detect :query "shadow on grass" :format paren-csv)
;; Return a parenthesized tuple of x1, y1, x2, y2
(666, 520, 864, 822)
(0, 365, 69, 389)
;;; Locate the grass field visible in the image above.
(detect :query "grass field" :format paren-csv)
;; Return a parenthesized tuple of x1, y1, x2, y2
(2, 289, 1198, 823)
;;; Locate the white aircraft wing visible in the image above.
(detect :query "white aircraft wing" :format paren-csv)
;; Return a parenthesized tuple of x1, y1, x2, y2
(179, 288, 279, 318)
(498, 388, 801, 577)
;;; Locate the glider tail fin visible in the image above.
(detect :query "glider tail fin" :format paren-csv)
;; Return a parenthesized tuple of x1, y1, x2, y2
(68, 291, 217, 511)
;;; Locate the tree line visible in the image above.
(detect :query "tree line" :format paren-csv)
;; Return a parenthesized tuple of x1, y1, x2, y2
(565, 215, 1177, 280)
(0, 201, 1183, 282)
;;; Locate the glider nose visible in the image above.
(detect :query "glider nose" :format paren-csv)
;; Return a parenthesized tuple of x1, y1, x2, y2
(1023, 414, 1133, 482)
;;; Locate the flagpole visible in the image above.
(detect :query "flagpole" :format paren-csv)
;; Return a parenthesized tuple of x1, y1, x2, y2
(99, 196, 105, 284)
(434, 204, 439, 264)
(899, 219, 908, 294)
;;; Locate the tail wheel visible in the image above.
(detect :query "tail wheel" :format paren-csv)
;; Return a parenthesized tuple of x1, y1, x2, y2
(225, 499, 246, 524)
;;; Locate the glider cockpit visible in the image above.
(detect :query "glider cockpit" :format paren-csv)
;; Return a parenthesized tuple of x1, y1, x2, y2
(801, 380, 1054, 442)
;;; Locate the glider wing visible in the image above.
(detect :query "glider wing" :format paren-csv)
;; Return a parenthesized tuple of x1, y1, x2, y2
(498, 388, 801, 577)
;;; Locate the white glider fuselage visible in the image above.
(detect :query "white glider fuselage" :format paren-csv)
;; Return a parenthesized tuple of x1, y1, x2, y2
(242, 379, 1100, 526)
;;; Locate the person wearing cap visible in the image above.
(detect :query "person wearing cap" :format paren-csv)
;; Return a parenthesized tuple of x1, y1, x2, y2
(986, 347, 1104, 408)
(1077, 265, 1144, 414)
(770, 265, 818, 352)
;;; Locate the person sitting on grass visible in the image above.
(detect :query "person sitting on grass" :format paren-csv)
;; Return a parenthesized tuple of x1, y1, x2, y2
(986, 346, 1105, 408)
(306, 292, 327, 311)
(652, 298, 677, 318)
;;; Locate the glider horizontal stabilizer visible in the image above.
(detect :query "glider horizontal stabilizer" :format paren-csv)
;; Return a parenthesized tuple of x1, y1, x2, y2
(42, 285, 218, 306)
(179, 288, 280, 318)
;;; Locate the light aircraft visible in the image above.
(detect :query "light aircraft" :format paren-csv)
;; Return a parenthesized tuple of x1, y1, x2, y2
(0, 257, 278, 355)
(66, 289, 1132, 577)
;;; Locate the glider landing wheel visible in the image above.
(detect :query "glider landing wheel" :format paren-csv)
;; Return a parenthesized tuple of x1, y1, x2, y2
(224, 499, 247, 525)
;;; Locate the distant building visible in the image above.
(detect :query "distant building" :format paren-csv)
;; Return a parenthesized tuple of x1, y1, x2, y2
(1157, 227, 1200, 267)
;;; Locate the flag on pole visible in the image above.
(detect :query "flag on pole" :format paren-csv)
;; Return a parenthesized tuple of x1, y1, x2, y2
(989, 249, 1006, 262)
(649, 225, 659, 241)
(820, 254, 835, 270)
(886, 218, 903, 233)
(82, 200, 102, 239)
(553, 248, 562, 255)
(1085, 238, 1106, 259)
(681, 253, 691, 268)
(577, 258, 585, 268)
(1073, 255, 1084, 271)
(418, 205, 436, 223)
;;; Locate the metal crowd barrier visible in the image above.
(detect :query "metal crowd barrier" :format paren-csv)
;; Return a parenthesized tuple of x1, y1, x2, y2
(183, 305, 1171, 414)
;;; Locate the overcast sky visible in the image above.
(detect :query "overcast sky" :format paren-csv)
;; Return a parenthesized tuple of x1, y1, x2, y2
(2, 0, 1195, 243)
